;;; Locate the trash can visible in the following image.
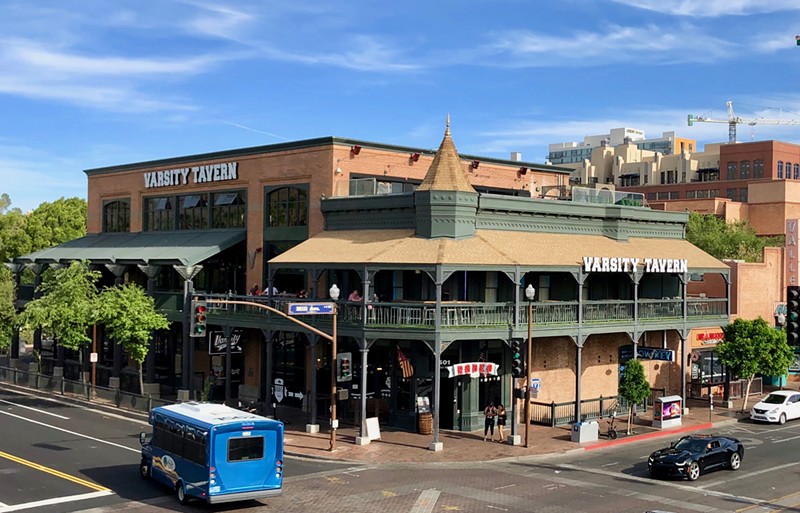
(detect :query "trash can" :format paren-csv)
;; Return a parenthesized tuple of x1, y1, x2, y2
(418, 412, 432, 434)
(570, 420, 599, 443)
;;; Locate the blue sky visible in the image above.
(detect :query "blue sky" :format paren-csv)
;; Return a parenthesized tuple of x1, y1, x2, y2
(2, 0, 800, 213)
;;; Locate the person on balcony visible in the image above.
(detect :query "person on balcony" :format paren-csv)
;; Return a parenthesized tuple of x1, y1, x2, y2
(249, 283, 260, 296)
(348, 289, 362, 302)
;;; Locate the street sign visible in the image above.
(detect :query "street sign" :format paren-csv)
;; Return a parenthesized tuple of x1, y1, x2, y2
(531, 377, 541, 390)
(288, 302, 335, 315)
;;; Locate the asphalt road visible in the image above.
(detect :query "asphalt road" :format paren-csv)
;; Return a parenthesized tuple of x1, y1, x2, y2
(0, 387, 353, 513)
(3, 385, 800, 513)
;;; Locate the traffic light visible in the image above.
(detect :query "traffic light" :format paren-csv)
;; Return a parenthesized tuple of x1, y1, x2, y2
(190, 300, 208, 338)
(511, 339, 524, 378)
(787, 286, 800, 345)
(336, 352, 352, 382)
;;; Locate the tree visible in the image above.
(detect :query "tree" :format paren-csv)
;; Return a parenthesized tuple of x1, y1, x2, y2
(718, 317, 794, 413)
(686, 212, 782, 263)
(18, 261, 101, 377)
(0, 266, 17, 350)
(24, 197, 87, 253)
(97, 283, 169, 394)
(618, 358, 651, 435)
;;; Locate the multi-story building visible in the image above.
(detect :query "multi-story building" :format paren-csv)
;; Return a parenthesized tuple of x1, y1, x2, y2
(11, 122, 732, 446)
(547, 127, 695, 165)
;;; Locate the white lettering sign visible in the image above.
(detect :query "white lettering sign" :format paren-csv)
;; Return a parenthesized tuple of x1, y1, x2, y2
(582, 256, 687, 274)
(144, 162, 239, 188)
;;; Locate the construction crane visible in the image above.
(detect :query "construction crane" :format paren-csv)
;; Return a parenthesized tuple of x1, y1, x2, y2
(687, 100, 800, 143)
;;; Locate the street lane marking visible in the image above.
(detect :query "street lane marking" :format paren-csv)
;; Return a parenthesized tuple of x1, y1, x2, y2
(0, 387, 148, 425)
(0, 451, 109, 492)
(0, 490, 112, 512)
(410, 489, 440, 513)
(555, 462, 763, 506)
(0, 409, 139, 453)
(0, 399, 69, 420)
(696, 461, 800, 488)
(770, 434, 800, 444)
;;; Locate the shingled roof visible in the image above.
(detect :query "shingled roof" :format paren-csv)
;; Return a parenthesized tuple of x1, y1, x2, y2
(416, 115, 477, 193)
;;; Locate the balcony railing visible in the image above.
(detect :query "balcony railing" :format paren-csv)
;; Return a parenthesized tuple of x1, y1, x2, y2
(150, 293, 727, 330)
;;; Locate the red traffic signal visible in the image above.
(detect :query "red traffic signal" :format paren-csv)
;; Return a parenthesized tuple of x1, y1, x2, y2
(190, 301, 208, 337)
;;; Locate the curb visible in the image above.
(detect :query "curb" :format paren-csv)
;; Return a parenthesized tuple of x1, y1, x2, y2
(583, 417, 742, 451)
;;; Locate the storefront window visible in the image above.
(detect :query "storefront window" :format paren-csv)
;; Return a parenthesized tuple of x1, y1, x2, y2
(691, 350, 726, 385)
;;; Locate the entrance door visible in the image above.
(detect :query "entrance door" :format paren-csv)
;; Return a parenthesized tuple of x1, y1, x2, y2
(439, 374, 455, 429)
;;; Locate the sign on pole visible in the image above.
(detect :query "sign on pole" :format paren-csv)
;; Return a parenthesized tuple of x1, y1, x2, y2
(288, 302, 335, 315)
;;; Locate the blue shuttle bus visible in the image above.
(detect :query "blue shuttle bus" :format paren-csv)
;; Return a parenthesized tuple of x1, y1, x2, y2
(139, 402, 284, 504)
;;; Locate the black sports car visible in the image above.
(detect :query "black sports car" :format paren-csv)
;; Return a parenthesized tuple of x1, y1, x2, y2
(648, 434, 744, 481)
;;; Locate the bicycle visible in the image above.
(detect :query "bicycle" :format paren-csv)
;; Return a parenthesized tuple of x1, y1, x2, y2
(606, 412, 619, 439)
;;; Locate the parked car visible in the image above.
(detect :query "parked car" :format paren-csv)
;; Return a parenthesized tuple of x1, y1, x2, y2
(750, 390, 800, 424)
(648, 434, 743, 481)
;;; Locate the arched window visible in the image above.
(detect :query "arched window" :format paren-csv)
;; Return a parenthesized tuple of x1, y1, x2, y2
(786, 163, 792, 180)
(778, 161, 784, 179)
(268, 187, 308, 227)
(794, 164, 799, 180)
(103, 199, 130, 233)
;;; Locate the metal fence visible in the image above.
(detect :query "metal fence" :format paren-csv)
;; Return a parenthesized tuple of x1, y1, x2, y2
(529, 393, 654, 427)
(0, 366, 173, 413)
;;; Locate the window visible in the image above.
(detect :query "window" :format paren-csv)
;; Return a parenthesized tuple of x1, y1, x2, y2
(268, 187, 308, 227)
(795, 164, 799, 180)
(786, 163, 792, 180)
(709, 189, 720, 198)
(178, 193, 208, 230)
(753, 159, 763, 178)
(686, 190, 696, 199)
(211, 191, 246, 228)
(103, 199, 130, 233)
(647, 192, 656, 200)
(778, 161, 784, 178)
(144, 196, 174, 231)
(152, 421, 207, 466)
(739, 160, 750, 179)
(669, 191, 680, 199)
(727, 162, 737, 180)
(657, 191, 670, 200)
(228, 436, 264, 462)
(726, 189, 736, 200)
(739, 188, 748, 202)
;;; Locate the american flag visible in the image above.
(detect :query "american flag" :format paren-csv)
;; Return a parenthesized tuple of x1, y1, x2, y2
(397, 347, 414, 379)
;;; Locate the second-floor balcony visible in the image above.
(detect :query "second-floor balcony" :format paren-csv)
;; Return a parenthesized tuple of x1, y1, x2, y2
(200, 294, 727, 332)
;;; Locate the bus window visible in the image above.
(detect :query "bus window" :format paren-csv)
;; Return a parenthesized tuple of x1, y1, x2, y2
(228, 436, 264, 462)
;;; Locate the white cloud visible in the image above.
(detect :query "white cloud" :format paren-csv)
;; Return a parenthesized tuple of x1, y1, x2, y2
(477, 23, 735, 67)
(610, 0, 800, 17)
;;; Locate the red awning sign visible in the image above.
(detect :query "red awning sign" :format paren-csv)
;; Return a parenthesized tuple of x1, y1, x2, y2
(446, 362, 499, 378)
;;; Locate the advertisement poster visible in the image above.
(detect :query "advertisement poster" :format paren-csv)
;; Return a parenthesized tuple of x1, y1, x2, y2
(659, 399, 682, 421)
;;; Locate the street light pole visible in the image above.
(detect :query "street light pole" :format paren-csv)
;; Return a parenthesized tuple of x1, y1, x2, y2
(329, 284, 340, 452)
(525, 284, 535, 448)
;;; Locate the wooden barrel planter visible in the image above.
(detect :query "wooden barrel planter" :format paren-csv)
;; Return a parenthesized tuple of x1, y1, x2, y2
(418, 412, 433, 434)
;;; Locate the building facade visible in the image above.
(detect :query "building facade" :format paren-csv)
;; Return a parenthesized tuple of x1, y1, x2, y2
(11, 123, 731, 445)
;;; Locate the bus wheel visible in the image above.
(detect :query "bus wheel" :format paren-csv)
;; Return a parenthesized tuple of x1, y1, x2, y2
(176, 482, 189, 505)
(139, 460, 150, 480)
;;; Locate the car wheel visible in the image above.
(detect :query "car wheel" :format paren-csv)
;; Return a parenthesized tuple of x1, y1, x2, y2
(176, 482, 189, 505)
(649, 468, 662, 479)
(687, 461, 701, 481)
(779, 413, 787, 425)
(728, 451, 741, 471)
(139, 460, 150, 480)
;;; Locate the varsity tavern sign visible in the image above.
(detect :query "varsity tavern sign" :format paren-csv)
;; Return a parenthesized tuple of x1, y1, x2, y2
(144, 162, 239, 188)
(583, 256, 688, 274)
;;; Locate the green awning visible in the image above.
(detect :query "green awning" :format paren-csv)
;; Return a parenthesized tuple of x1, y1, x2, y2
(13, 230, 246, 266)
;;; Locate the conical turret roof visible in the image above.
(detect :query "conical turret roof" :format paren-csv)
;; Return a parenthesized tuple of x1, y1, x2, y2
(417, 116, 477, 193)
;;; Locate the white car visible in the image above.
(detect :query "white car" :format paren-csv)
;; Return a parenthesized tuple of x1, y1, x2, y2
(750, 390, 800, 424)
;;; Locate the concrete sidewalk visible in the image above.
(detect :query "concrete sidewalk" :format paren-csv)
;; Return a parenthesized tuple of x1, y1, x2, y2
(280, 399, 749, 464)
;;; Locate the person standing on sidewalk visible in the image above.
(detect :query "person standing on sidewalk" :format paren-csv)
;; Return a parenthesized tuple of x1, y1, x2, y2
(496, 404, 507, 442)
(483, 401, 497, 441)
